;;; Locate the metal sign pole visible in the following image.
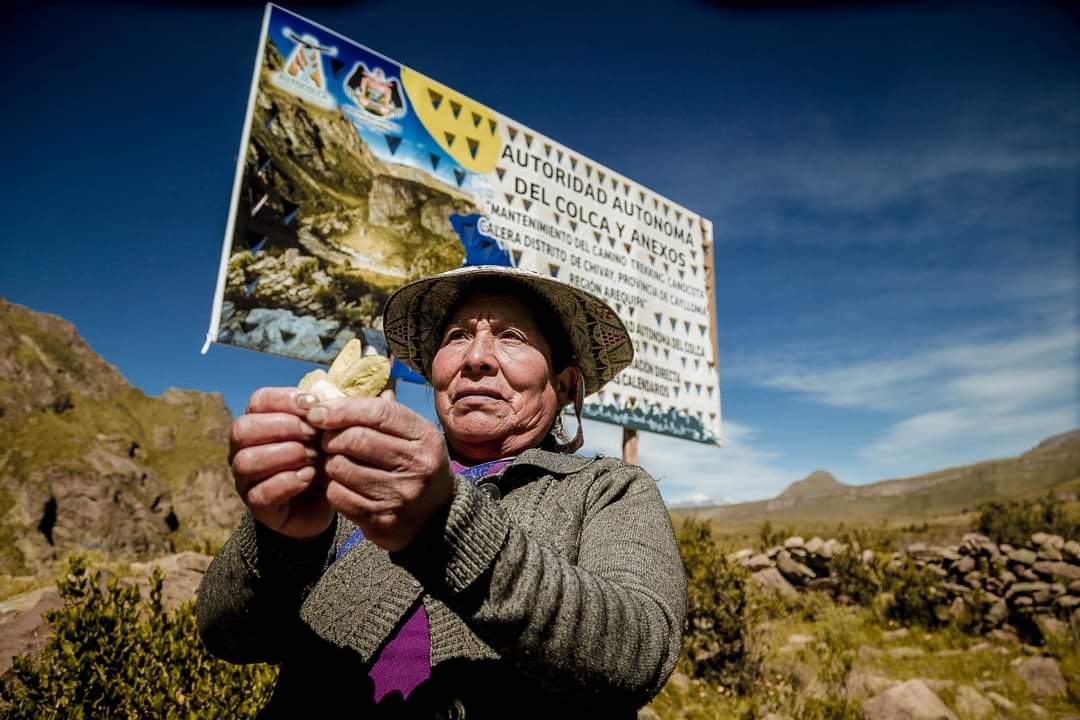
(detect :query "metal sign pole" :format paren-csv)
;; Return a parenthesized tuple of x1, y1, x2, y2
(622, 427, 639, 465)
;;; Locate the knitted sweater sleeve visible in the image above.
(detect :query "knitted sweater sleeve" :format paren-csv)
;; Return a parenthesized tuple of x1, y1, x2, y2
(391, 459, 687, 705)
(195, 512, 343, 664)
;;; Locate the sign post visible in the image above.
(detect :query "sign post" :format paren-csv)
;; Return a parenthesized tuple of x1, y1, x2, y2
(207, 4, 722, 448)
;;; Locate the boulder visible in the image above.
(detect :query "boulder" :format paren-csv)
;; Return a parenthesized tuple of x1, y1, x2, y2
(1033, 615, 1069, 641)
(1015, 656, 1067, 698)
(846, 669, 897, 701)
(985, 597, 1008, 626)
(1037, 547, 1063, 561)
(1064, 540, 1080, 561)
(805, 537, 825, 555)
(744, 553, 773, 571)
(954, 556, 976, 574)
(1007, 548, 1037, 566)
(776, 551, 816, 582)
(784, 536, 805, 549)
(954, 685, 994, 720)
(862, 679, 958, 720)
(750, 567, 798, 600)
(0, 586, 63, 676)
(1031, 561, 1080, 583)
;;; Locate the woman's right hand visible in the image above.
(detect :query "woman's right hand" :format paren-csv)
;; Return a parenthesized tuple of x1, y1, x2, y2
(229, 387, 334, 541)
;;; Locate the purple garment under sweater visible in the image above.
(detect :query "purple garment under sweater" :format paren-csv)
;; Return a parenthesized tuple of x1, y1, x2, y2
(361, 457, 513, 703)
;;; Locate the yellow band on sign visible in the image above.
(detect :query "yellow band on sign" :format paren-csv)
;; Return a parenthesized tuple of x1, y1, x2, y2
(401, 67, 502, 174)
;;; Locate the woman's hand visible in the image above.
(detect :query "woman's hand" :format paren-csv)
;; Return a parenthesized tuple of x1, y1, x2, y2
(306, 397, 454, 552)
(229, 388, 334, 541)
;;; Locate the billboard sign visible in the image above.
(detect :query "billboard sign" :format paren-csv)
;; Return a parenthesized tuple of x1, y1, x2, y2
(207, 4, 721, 444)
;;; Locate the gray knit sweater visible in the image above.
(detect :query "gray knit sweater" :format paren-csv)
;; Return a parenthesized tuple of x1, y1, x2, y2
(196, 448, 687, 718)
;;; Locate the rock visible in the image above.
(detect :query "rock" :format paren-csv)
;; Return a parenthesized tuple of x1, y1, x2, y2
(1032, 532, 1050, 546)
(845, 668, 897, 700)
(784, 536, 805, 549)
(1069, 579, 1080, 593)
(862, 679, 958, 720)
(776, 551, 816, 582)
(805, 537, 825, 555)
(637, 707, 661, 720)
(1008, 548, 1037, 566)
(954, 685, 994, 720)
(947, 597, 966, 620)
(998, 569, 1017, 585)
(744, 553, 773, 571)
(1034, 615, 1070, 641)
(887, 646, 925, 658)
(985, 692, 1014, 711)
(988, 628, 1018, 643)
(882, 628, 910, 641)
(1037, 547, 1063, 561)
(1064, 540, 1080, 561)
(0, 586, 63, 676)
(921, 679, 954, 693)
(786, 633, 815, 648)
(1041, 534, 1065, 550)
(1031, 561, 1080, 583)
(750, 567, 798, 600)
(729, 548, 754, 562)
(668, 671, 690, 693)
(1007, 581, 1051, 599)
(1015, 566, 1038, 581)
(969, 642, 992, 652)
(985, 597, 1008, 626)
(821, 538, 839, 558)
(859, 645, 884, 660)
(862, 549, 876, 564)
(1056, 594, 1080, 610)
(1015, 656, 1067, 698)
(954, 556, 976, 574)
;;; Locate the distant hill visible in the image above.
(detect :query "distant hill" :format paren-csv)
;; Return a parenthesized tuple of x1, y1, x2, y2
(674, 430, 1080, 529)
(0, 299, 244, 575)
(778, 470, 846, 499)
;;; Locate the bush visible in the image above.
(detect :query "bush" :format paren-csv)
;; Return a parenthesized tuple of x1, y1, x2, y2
(974, 495, 1080, 547)
(677, 518, 748, 684)
(828, 546, 882, 606)
(882, 558, 946, 628)
(0, 556, 277, 718)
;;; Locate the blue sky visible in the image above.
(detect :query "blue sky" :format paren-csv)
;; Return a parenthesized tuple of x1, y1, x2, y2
(3, 0, 1077, 504)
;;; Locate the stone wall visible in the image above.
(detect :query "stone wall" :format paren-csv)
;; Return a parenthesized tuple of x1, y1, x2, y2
(732, 531, 1080, 638)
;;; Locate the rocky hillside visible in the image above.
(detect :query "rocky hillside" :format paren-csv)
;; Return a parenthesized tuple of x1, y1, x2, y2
(676, 431, 1080, 528)
(0, 299, 243, 576)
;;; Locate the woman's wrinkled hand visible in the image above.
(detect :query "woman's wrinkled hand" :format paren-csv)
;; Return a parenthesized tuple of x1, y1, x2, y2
(306, 397, 454, 552)
(229, 387, 335, 541)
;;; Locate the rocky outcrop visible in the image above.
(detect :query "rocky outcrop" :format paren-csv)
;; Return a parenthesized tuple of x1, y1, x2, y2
(0, 300, 243, 575)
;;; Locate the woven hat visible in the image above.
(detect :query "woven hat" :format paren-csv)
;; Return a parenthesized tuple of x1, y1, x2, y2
(382, 265, 634, 397)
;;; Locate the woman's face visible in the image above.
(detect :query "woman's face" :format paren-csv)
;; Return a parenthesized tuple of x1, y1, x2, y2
(432, 290, 575, 461)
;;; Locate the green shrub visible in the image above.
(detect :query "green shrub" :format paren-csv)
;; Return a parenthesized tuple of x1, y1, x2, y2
(677, 518, 748, 684)
(0, 556, 277, 718)
(974, 495, 1080, 547)
(882, 558, 946, 628)
(828, 547, 882, 606)
(289, 256, 319, 285)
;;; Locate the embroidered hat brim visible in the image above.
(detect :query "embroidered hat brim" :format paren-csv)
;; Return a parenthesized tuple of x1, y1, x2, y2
(382, 266, 634, 397)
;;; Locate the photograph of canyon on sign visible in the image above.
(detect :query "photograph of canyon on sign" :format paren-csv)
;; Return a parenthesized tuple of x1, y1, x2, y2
(1, 1, 1077, 718)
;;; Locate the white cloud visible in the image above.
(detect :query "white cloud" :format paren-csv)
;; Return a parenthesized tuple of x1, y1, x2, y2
(750, 324, 1079, 413)
(738, 322, 1078, 483)
(579, 418, 801, 505)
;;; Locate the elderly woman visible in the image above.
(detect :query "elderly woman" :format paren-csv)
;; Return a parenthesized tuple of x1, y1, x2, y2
(197, 266, 687, 718)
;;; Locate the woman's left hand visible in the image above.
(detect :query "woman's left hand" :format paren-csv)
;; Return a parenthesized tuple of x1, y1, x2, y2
(305, 397, 454, 551)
